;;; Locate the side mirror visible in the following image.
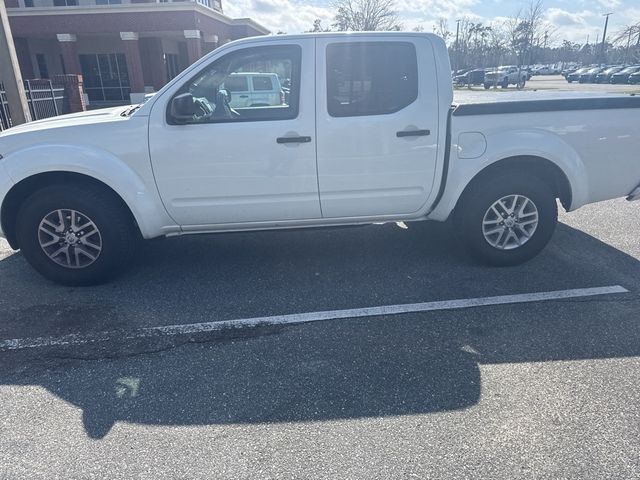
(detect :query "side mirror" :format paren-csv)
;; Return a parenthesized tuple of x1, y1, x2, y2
(170, 93, 196, 121)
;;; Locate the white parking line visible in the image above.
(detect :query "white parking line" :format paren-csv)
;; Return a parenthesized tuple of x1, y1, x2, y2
(0, 285, 629, 351)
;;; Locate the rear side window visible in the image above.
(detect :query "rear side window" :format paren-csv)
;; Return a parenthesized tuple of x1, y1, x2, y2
(326, 42, 418, 117)
(223, 75, 249, 92)
(252, 76, 274, 91)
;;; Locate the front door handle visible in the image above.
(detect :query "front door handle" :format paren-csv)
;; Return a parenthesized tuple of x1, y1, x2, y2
(396, 129, 430, 138)
(277, 136, 312, 144)
(239, 95, 249, 98)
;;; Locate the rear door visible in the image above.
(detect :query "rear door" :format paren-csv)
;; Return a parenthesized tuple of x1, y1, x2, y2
(315, 36, 440, 218)
(224, 74, 251, 108)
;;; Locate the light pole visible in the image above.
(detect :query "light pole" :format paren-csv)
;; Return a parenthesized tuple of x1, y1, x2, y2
(0, 0, 30, 126)
(600, 12, 613, 63)
(454, 19, 461, 72)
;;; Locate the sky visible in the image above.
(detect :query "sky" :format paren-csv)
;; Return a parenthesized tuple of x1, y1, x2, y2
(224, 0, 640, 46)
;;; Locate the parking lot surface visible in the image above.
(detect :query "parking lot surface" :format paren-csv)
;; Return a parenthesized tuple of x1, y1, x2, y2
(1, 195, 639, 479)
(455, 74, 640, 95)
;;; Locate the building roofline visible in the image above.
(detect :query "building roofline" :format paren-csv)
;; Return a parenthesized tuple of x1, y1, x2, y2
(6, 2, 270, 34)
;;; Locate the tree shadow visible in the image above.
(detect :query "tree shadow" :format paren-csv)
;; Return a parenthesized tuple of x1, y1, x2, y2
(0, 221, 638, 438)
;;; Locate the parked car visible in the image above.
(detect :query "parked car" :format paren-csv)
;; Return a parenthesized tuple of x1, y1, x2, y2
(579, 67, 605, 84)
(483, 66, 527, 89)
(531, 66, 557, 76)
(566, 67, 591, 83)
(595, 66, 624, 83)
(454, 68, 485, 86)
(610, 66, 640, 84)
(220, 72, 285, 108)
(628, 70, 640, 84)
(1, 32, 640, 285)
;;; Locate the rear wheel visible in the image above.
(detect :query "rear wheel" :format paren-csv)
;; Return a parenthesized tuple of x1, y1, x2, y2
(454, 174, 557, 266)
(483, 83, 491, 90)
(501, 78, 509, 88)
(16, 183, 137, 285)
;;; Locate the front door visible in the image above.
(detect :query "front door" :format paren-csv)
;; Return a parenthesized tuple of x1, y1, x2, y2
(315, 36, 441, 218)
(148, 40, 320, 227)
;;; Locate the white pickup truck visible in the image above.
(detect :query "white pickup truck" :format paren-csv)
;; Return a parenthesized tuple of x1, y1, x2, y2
(1, 32, 640, 285)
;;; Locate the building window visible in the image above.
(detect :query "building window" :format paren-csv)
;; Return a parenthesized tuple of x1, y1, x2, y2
(196, 0, 211, 7)
(95, 0, 122, 4)
(24, 0, 34, 7)
(326, 42, 418, 118)
(53, 0, 79, 5)
(165, 54, 181, 81)
(36, 54, 49, 79)
(79, 53, 131, 103)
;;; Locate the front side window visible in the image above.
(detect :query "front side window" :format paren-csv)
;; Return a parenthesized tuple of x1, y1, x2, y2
(168, 45, 300, 124)
(326, 42, 418, 118)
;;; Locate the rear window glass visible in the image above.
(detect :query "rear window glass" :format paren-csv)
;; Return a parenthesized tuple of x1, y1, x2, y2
(326, 42, 418, 117)
(252, 76, 274, 91)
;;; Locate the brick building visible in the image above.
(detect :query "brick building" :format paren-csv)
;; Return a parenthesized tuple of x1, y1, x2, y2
(5, 0, 269, 105)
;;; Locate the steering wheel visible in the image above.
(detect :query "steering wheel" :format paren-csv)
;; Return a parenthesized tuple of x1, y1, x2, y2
(192, 97, 214, 122)
(212, 90, 240, 120)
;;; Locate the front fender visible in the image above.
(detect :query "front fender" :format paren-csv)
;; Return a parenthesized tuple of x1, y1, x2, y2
(429, 128, 588, 221)
(1, 143, 175, 239)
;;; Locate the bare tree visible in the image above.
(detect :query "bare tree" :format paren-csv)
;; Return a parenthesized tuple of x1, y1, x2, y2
(506, 0, 546, 67)
(434, 18, 451, 45)
(308, 19, 331, 32)
(331, 0, 402, 31)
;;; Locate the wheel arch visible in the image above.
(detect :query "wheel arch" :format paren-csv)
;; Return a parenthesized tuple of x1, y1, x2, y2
(1, 171, 140, 249)
(454, 155, 573, 215)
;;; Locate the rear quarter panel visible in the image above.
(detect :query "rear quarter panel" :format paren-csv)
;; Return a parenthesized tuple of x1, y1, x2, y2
(430, 107, 640, 220)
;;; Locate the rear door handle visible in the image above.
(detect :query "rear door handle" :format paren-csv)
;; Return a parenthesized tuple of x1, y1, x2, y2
(396, 129, 430, 138)
(277, 136, 312, 144)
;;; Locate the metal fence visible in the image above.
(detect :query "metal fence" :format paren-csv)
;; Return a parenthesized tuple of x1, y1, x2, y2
(0, 79, 66, 131)
(0, 83, 11, 131)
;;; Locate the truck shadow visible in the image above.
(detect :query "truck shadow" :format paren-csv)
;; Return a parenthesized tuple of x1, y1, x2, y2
(0, 220, 639, 438)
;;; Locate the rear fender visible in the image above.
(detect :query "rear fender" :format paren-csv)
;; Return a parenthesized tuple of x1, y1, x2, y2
(428, 129, 587, 221)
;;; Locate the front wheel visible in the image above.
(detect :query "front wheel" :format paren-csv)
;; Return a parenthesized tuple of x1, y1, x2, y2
(16, 183, 138, 285)
(454, 174, 558, 266)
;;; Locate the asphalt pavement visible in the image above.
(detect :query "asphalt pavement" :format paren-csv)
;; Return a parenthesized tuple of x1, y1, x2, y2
(1, 195, 639, 479)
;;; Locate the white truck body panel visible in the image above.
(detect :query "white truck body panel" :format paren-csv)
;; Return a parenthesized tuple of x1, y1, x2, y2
(1, 32, 639, 244)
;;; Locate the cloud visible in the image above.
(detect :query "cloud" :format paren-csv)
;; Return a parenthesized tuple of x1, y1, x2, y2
(221, 0, 640, 44)
(224, 0, 334, 33)
(546, 8, 594, 27)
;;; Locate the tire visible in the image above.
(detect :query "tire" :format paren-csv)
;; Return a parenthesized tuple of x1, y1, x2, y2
(501, 79, 509, 89)
(483, 83, 491, 90)
(16, 183, 138, 285)
(454, 173, 558, 266)
(517, 78, 526, 89)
